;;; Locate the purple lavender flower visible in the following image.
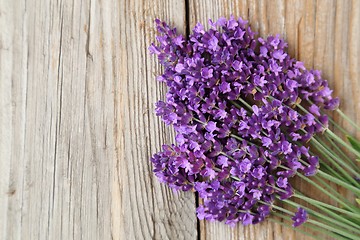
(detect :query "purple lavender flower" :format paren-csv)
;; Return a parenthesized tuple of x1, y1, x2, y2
(251, 166, 265, 180)
(292, 208, 308, 227)
(196, 205, 207, 220)
(273, 49, 287, 62)
(205, 121, 218, 133)
(151, 145, 195, 191)
(250, 189, 262, 200)
(276, 177, 288, 188)
(149, 16, 339, 228)
(201, 67, 213, 79)
(232, 60, 243, 71)
(208, 35, 219, 51)
(242, 213, 255, 226)
(219, 81, 231, 93)
(217, 156, 229, 167)
(262, 137, 272, 147)
(239, 158, 252, 173)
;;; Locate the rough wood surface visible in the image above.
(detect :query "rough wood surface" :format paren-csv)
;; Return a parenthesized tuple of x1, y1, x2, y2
(113, 1, 197, 240)
(1, 0, 195, 240)
(1, 0, 116, 239)
(0, 0, 359, 239)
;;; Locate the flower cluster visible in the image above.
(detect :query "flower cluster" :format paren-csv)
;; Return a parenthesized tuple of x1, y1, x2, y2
(292, 208, 308, 227)
(149, 17, 339, 227)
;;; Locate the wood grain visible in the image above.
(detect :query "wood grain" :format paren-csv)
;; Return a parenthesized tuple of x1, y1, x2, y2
(1, 0, 359, 239)
(113, 0, 197, 240)
(1, 0, 115, 239)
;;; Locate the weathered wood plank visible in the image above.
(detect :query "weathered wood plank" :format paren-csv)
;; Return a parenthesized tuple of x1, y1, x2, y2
(1, 0, 116, 239)
(112, 1, 197, 240)
(1, 0, 197, 239)
(188, 0, 360, 239)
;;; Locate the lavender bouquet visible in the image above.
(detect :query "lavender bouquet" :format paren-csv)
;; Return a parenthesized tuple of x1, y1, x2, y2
(149, 16, 360, 239)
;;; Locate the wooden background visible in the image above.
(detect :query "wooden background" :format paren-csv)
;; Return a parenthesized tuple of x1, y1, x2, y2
(1, 0, 359, 239)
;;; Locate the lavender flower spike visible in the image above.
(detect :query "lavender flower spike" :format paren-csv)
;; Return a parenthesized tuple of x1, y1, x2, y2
(292, 208, 308, 227)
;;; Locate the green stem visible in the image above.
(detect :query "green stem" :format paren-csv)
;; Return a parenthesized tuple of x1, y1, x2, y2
(282, 200, 359, 239)
(293, 193, 360, 226)
(283, 200, 360, 236)
(307, 218, 357, 240)
(317, 170, 360, 196)
(308, 201, 360, 232)
(296, 172, 359, 213)
(323, 134, 359, 171)
(309, 148, 347, 181)
(305, 99, 347, 135)
(300, 100, 360, 169)
(267, 218, 322, 240)
(193, 117, 205, 125)
(229, 99, 247, 111)
(310, 137, 360, 187)
(297, 103, 360, 158)
(313, 175, 360, 213)
(224, 146, 360, 210)
(318, 158, 347, 181)
(293, 193, 360, 218)
(230, 161, 359, 214)
(328, 115, 348, 135)
(259, 88, 359, 161)
(269, 203, 356, 239)
(336, 109, 360, 132)
(269, 167, 357, 215)
(326, 128, 360, 158)
(271, 185, 360, 233)
(313, 136, 359, 177)
(271, 212, 348, 240)
(270, 97, 359, 179)
(236, 97, 253, 111)
(259, 201, 292, 215)
(230, 134, 245, 141)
